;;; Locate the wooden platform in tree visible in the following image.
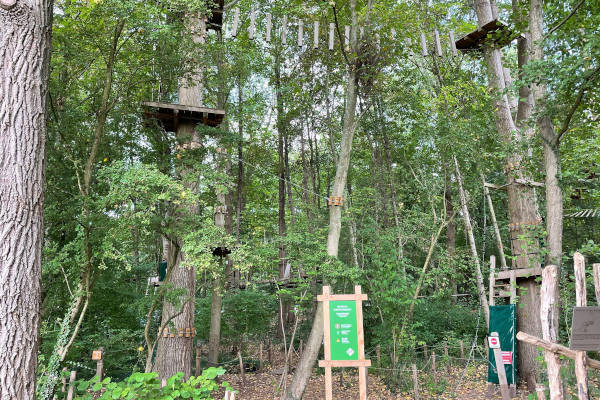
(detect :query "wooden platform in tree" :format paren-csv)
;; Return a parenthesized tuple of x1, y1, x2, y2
(455, 19, 519, 51)
(142, 101, 225, 131)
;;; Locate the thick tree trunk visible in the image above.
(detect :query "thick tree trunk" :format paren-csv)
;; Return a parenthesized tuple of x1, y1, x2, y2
(154, 15, 205, 378)
(0, 1, 52, 398)
(473, 0, 543, 388)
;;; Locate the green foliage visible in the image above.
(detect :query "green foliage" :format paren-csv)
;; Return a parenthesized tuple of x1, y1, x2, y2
(64, 369, 230, 400)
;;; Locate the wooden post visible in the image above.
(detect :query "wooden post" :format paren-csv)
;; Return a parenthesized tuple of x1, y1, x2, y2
(297, 19, 303, 47)
(540, 265, 563, 399)
(423, 343, 428, 360)
(196, 343, 202, 376)
(489, 255, 496, 306)
(517, 331, 600, 370)
(313, 21, 319, 49)
(574, 252, 590, 400)
(259, 342, 263, 371)
(265, 13, 272, 43)
(96, 352, 104, 380)
(237, 350, 246, 385)
(281, 15, 287, 45)
(299, 339, 303, 354)
(509, 270, 517, 305)
(444, 343, 450, 373)
(432, 351, 437, 385)
(420, 32, 427, 56)
(329, 23, 334, 50)
(449, 31, 457, 57)
(322, 286, 333, 400)
(376, 344, 381, 366)
(355, 285, 367, 400)
(490, 333, 511, 400)
(536, 384, 547, 400)
(66, 370, 76, 400)
(593, 263, 600, 305)
(161, 378, 167, 387)
(412, 363, 420, 400)
(434, 30, 442, 56)
(459, 340, 465, 363)
(61, 367, 67, 392)
(231, 8, 239, 37)
(268, 339, 272, 365)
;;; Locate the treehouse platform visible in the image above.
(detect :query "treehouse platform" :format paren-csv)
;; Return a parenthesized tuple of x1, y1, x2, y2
(455, 19, 519, 51)
(142, 101, 225, 131)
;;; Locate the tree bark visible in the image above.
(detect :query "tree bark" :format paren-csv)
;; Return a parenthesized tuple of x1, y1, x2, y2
(154, 14, 205, 379)
(286, 3, 360, 397)
(0, 1, 52, 398)
(472, 0, 543, 387)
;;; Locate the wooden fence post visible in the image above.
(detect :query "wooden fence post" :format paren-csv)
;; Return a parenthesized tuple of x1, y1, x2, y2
(541, 265, 563, 399)
(490, 333, 510, 400)
(423, 343, 428, 360)
(66, 370, 77, 400)
(432, 351, 437, 385)
(96, 347, 104, 380)
(574, 252, 590, 400)
(259, 342, 263, 371)
(237, 350, 246, 385)
(412, 363, 420, 400)
(196, 343, 202, 376)
(536, 384, 547, 400)
(489, 255, 496, 306)
(459, 340, 465, 364)
(161, 378, 167, 387)
(268, 339, 272, 365)
(61, 367, 67, 392)
(593, 263, 600, 305)
(443, 343, 450, 373)
(376, 344, 381, 366)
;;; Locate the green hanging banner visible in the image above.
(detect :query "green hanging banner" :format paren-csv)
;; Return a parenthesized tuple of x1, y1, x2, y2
(487, 304, 517, 385)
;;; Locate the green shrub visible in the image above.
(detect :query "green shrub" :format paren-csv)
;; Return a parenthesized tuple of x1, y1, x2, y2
(68, 368, 231, 400)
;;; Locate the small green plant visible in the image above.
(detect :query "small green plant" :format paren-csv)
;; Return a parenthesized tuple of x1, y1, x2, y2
(69, 368, 231, 400)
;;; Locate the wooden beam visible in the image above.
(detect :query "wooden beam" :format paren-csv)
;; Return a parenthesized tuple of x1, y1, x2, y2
(265, 13, 272, 42)
(484, 181, 508, 190)
(593, 263, 600, 305)
(515, 178, 545, 188)
(496, 266, 542, 280)
(516, 331, 600, 370)
(318, 360, 372, 367)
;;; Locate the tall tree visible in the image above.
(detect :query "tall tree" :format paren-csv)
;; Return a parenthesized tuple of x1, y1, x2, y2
(0, 0, 52, 398)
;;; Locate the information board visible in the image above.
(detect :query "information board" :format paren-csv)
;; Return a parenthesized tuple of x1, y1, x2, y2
(330, 301, 359, 360)
(318, 286, 370, 400)
(570, 307, 600, 351)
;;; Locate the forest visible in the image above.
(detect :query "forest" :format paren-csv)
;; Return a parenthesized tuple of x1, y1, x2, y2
(1, 0, 600, 399)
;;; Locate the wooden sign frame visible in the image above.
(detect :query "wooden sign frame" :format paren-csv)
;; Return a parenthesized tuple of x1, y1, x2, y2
(318, 285, 370, 400)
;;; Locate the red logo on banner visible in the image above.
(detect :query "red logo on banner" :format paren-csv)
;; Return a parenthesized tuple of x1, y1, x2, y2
(501, 351, 513, 365)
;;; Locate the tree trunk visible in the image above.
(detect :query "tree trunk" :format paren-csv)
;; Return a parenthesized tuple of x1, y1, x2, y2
(154, 14, 205, 379)
(472, 0, 543, 388)
(0, 1, 52, 398)
(454, 157, 490, 326)
(286, 6, 360, 398)
(444, 167, 457, 298)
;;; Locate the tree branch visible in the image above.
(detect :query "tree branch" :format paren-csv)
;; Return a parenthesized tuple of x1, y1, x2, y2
(545, 0, 585, 38)
(555, 64, 600, 145)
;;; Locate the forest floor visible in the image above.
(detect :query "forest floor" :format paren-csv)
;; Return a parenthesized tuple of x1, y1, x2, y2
(212, 348, 535, 399)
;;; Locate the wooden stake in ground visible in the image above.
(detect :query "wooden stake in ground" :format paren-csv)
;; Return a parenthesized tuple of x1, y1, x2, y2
(489, 333, 510, 400)
(196, 343, 202, 376)
(432, 351, 437, 385)
(259, 342, 264, 371)
(66, 371, 77, 400)
(237, 350, 246, 385)
(376, 344, 381, 366)
(536, 384, 547, 400)
(92, 348, 104, 380)
(593, 263, 600, 305)
(423, 343, 428, 360)
(444, 343, 450, 373)
(460, 340, 465, 364)
(539, 265, 563, 398)
(412, 363, 420, 400)
(574, 252, 589, 399)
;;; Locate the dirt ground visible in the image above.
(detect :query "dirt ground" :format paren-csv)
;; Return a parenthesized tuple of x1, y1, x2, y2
(212, 349, 535, 399)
